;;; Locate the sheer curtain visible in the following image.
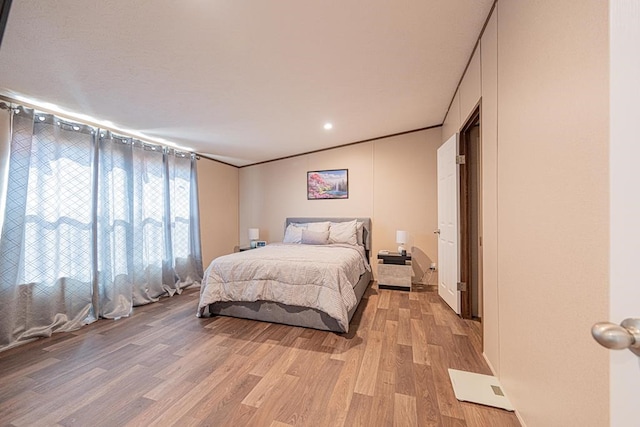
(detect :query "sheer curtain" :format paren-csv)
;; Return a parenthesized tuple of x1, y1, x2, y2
(0, 105, 203, 351)
(97, 131, 203, 318)
(0, 107, 96, 348)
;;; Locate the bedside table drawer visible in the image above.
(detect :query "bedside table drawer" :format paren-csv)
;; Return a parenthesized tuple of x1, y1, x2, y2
(378, 261, 412, 290)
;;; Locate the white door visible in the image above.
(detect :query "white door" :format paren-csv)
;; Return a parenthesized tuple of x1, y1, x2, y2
(437, 133, 460, 314)
(608, 1, 638, 423)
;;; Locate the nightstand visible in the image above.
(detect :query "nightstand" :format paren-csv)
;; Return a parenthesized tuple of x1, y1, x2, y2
(239, 242, 266, 252)
(377, 252, 412, 291)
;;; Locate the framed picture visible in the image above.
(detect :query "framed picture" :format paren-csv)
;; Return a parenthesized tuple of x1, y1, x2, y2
(307, 169, 349, 200)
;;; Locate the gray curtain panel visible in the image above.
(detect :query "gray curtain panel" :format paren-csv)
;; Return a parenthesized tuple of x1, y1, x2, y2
(0, 107, 203, 351)
(0, 108, 96, 349)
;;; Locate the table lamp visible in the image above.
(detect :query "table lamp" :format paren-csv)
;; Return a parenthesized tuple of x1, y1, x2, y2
(249, 228, 260, 248)
(396, 230, 407, 256)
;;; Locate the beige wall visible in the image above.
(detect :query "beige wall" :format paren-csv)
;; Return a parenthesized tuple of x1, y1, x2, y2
(442, 90, 460, 142)
(197, 158, 239, 266)
(373, 130, 441, 280)
(459, 48, 481, 124)
(239, 128, 442, 281)
(479, 9, 500, 376)
(497, 2, 609, 425)
(446, 2, 610, 426)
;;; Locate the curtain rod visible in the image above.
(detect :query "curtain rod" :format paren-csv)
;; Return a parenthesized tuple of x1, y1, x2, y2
(0, 95, 200, 158)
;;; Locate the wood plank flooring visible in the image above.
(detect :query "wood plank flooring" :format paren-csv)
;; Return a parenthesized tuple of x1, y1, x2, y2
(0, 283, 520, 427)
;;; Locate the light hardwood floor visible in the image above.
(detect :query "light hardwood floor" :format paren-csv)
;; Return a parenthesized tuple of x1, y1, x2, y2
(0, 283, 520, 427)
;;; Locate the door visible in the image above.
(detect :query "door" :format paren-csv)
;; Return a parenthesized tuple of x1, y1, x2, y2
(609, 1, 638, 422)
(437, 133, 460, 314)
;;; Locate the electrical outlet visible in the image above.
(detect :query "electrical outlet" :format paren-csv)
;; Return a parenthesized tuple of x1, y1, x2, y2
(429, 262, 437, 271)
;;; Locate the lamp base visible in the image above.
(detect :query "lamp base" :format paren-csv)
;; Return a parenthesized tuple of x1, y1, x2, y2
(250, 240, 257, 249)
(398, 245, 406, 256)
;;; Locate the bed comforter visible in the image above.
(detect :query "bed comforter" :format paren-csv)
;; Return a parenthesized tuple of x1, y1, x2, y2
(197, 243, 370, 331)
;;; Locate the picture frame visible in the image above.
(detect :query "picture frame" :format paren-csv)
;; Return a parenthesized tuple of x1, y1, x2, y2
(307, 169, 349, 200)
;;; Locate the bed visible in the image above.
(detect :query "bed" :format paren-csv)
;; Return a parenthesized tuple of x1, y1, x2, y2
(197, 217, 372, 333)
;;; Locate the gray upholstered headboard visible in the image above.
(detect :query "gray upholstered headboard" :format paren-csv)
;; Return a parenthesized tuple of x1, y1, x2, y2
(285, 217, 372, 256)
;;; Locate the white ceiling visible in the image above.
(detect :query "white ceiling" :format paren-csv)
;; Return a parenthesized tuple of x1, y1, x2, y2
(0, 1, 493, 166)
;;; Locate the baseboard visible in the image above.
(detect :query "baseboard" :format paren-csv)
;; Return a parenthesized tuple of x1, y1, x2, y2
(482, 352, 498, 376)
(482, 352, 528, 427)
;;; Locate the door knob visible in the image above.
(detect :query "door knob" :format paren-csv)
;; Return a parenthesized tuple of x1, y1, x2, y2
(434, 229, 441, 235)
(591, 318, 640, 356)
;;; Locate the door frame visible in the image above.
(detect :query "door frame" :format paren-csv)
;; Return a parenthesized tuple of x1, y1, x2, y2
(459, 104, 482, 320)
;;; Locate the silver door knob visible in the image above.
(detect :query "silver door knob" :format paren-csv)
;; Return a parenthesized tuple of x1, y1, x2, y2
(434, 229, 440, 235)
(591, 318, 640, 356)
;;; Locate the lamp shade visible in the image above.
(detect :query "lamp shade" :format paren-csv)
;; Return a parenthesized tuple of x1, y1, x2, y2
(248, 228, 260, 240)
(396, 230, 407, 244)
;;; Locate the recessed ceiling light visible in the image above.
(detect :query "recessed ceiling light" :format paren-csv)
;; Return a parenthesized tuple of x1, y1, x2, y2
(324, 123, 333, 130)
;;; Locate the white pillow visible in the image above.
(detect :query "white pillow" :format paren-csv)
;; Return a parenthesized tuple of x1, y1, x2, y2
(329, 220, 358, 245)
(301, 229, 329, 245)
(283, 223, 303, 243)
(356, 221, 365, 246)
(296, 221, 330, 233)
